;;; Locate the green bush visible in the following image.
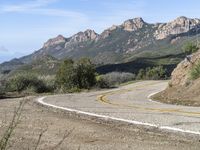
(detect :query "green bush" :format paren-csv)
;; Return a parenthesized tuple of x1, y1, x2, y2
(96, 77, 110, 88)
(74, 58, 96, 89)
(56, 59, 75, 90)
(0, 87, 5, 97)
(6, 73, 51, 93)
(190, 61, 200, 80)
(136, 69, 145, 80)
(40, 76, 57, 92)
(0, 79, 7, 97)
(136, 66, 167, 80)
(183, 42, 199, 55)
(56, 58, 96, 91)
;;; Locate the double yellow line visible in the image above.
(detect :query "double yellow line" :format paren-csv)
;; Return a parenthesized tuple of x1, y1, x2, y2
(97, 81, 200, 117)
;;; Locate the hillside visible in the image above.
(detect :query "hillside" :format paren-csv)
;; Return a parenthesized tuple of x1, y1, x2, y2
(153, 50, 200, 106)
(1, 16, 200, 75)
(8, 55, 61, 76)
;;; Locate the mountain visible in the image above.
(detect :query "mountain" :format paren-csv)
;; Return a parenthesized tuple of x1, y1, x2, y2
(1, 16, 200, 75)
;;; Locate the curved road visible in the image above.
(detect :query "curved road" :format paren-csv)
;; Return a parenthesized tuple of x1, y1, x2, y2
(38, 81, 200, 135)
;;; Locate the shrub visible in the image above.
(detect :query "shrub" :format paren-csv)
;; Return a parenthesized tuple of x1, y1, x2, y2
(183, 42, 199, 55)
(136, 69, 145, 80)
(56, 58, 96, 91)
(98, 72, 136, 87)
(74, 58, 96, 89)
(0, 79, 7, 97)
(145, 66, 166, 80)
(40, 75, 57, 92)
(190, 61, 200, 80)
(0, 87, 5, 97)
(136, 66, 167, 80)
(96, 77, 110, 88)
(56, 59, 75, 90)
(6, 73, 51, 93)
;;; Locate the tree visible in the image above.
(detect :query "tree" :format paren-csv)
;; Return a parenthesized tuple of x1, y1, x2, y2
(0, 85, 5, 98)
(136, 69, 145, 80)
(183, 42, 199, 55)
(56, 58, 96, 91)
(136, 66, 166, 80)
(145, 66, 166, 80)
(56, 59, 76, 90)
(74, 58, 96, 89)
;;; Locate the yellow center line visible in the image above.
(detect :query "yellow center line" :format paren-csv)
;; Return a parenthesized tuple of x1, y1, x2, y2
(97, 81, 200, 117)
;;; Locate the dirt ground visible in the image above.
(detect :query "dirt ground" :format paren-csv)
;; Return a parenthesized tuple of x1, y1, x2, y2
(0, 97, 200, 150)
(153, 78, 200, 106)
(155, 50, 200, 107)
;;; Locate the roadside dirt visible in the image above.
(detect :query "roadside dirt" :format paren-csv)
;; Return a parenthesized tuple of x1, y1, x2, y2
(0, 97, 200, 150)
(153, 50, 200, 106)
(153, 79, 200, 106)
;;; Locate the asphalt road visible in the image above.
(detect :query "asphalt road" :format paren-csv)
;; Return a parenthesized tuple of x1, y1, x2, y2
(2, 96, 200, 149)
(38, 80, 200, 135)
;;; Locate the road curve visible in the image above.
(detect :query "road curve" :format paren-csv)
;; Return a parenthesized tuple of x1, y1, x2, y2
(37, 81, 200, 135)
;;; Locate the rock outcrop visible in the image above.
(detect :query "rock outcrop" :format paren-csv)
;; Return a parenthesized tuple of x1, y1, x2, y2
(43, 16, 200, 50)
(43, 35, 66, 48)
(122, 17, 145, 32)
(170, 50, 200, 86)
(154, 16, 200, 40)
(69, 29, 98, 43)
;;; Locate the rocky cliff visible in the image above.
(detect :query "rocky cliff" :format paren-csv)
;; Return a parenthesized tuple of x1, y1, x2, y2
(154, 16, 200, 40)
(170, 50, 200, 86)
(42, 16, 200, 52)
(43, 35, 67, 48)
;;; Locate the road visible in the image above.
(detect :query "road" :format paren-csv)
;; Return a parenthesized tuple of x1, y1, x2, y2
(38, 80, 200, 135)
(1, 96, 200, 149)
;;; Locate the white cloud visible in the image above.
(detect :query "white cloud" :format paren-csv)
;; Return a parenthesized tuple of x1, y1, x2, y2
(2, 0, 59, 11)
(0, 0, 88, 20)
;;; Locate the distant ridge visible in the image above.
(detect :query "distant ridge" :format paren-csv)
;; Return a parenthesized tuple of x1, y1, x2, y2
(1, 16, 200, 74)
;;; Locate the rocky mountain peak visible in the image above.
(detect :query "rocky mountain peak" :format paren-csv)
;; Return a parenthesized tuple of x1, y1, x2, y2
(69, 29, 98, 43)
(83, 29, 99, 40)
(154, 16, 200, 40)
(43, 35, 66, 48)
(122, 17, 145, 31)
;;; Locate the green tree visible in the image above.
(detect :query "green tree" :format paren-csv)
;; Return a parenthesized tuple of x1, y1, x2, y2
(183, 42, 199, 55)
(145, 66, 166, 80)
(74, 58, 96, 89)
(56, 59, 76, 90)
(56, 58, 96, 91)
(136, 66, 166, 80)
(0, 85, 5, 98)
(136, 69, 145, 80)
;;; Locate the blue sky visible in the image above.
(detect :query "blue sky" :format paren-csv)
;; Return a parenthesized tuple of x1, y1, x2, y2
(0, 0, 200, 63)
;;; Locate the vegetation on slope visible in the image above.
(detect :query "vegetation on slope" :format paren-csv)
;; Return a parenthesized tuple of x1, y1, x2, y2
(182, 42, 199, 55)
(190, 61, 200, 80)
(136, 66, 167, 80)
(96, 72, 136, 88)
(6, 73, 55, 94)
